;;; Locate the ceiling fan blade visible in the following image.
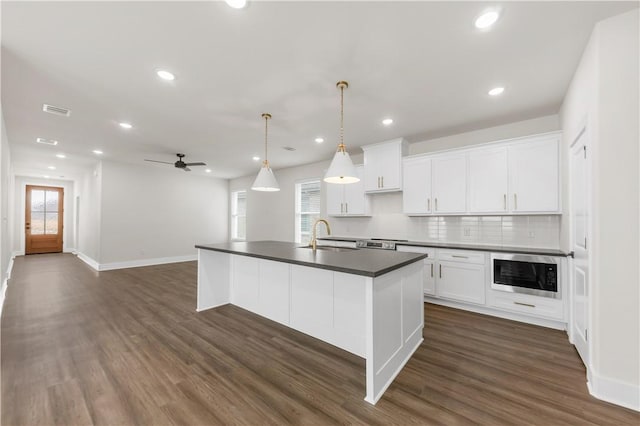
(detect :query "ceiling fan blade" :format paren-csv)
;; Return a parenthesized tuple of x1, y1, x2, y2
(184, 162, 206, 166)
(144, 159, 173, 164)
(183, 167, 191, 172)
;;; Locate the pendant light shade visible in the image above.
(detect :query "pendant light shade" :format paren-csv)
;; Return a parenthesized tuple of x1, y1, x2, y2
(324, 81, 360, 184)
(252, 113, 280, 192)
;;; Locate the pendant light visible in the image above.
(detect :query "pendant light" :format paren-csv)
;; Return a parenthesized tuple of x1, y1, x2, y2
(324, 81, 359, 184)
(251, 113, 280, 192)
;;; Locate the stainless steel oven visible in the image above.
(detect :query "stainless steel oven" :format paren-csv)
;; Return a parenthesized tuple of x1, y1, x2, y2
(491, 253, 562, 299)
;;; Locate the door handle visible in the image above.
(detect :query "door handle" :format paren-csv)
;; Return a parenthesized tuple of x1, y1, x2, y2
(514, 301, 535, 308)
(435, 198, 438, 211)
(503, 194, 507, 210)
(427, 198, 431, 211)
(345, 203, 348, 214)
(430, 263, 433, 277)
(514, 193, 518, 210)
(381, 176, 384, 188)
(439, 264, 442, 279)
(451, 255, 468, 259)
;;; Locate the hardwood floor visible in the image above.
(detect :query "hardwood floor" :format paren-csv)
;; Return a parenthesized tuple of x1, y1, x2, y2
(2, 253, 638, 425)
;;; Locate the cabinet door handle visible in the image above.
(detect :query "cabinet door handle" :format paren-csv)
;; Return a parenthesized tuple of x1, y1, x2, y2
(435, 198, 438, 211)
(340, 203, 344, 214)
(381, 176, 384, 188)
(439, 264, 442, 279)
(377, 176, 380, 188)
(345, 203, 348, 214)
(427, 198, 431, 211)
(451, 255, 468, 259)
(503, 194, 507, 210)
(514, 301, 535, 308)
(514, 193, 518, 210)
(430, 263, 434, 277)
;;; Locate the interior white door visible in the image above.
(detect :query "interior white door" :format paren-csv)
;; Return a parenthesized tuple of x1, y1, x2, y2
(571, 129, 589, 366)
(468, 147, 509, 213)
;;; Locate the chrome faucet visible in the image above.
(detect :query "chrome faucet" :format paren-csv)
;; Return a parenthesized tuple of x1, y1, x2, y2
(310, 219, 331, 250)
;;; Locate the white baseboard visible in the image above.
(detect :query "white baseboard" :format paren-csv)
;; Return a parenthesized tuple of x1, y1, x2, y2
(588, 368, 640, 412)
(99, 254, 197, 271)
(76, 252, 100, 271)
(75, 252, 197, 272)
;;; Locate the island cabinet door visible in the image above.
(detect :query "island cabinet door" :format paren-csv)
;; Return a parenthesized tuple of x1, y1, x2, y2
(257, 259, 291, 326)
(231, 255, 260, 312)
(290, 266, 335, 344)
(332, 272, 366, 357)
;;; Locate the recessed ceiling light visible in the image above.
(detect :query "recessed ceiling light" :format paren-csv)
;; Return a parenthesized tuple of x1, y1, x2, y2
(156, 70, 175, 81)
(475, 11, 500, 29)
(488, 87, 505, 96)
(93, 150, 103, 155)
(56, 154, 66, 159)
(119, 122, 133, 129)
(205, 169, 212, 173)
(315, 137, 324, 143)
(382, 118, 394, 126)
(47, 166, 56, 170)
(225, 0, 247, 9)
(36, 137, 58, 146)
(252, 156, 260, 161)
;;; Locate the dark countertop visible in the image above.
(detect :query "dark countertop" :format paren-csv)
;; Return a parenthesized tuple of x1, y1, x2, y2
(317, 236, 571, 257)
(195, 241, 428, 278)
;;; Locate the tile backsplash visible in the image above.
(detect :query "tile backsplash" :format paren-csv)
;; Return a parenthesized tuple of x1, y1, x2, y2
(328, 193, 560, 249)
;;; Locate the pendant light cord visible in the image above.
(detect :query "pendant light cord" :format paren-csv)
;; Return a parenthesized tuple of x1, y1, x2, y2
(262, 113, 271, 168)
(337, 82, 347, 153)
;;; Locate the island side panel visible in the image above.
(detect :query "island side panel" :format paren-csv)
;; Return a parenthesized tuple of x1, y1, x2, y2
(365, 261, 424, 404)
(197, 249, 231, 311)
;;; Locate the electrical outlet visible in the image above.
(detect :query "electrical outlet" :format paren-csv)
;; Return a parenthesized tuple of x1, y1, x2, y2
(528, 231, 536, 238)
(464, 227, 471, 237)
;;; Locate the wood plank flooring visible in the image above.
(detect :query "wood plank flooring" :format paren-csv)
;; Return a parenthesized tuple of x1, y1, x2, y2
(2, 253, 638, 425)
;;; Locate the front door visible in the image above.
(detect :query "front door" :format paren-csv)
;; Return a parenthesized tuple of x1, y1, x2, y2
(25, 185, 64, 254)
(570, 129, 589, 366)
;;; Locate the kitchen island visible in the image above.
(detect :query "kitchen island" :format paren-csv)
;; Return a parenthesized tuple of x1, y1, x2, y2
(195, 240, 427, 404)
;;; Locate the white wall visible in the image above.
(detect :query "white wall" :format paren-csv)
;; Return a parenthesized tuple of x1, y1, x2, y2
(561, 8, 639, 410)
(231, 115, 561, 249)
(98, 161, 228, 266)
(12, 176, 76, 255)
(0, 111, 14, 289)
(76, 163, 102, 262)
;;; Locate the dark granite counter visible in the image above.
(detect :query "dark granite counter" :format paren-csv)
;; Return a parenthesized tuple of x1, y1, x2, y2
(195, 240, 427, 278)
(317, 236, 571, 257)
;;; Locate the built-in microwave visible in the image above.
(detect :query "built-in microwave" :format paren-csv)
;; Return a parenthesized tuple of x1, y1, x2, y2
(491, 253, 561, 299)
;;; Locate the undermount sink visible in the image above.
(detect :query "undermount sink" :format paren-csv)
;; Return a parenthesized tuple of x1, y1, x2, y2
(299, 245, 359, 252)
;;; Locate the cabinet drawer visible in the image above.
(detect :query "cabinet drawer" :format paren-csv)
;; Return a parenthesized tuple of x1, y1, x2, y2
(396, 245, 436, 258)
(488, 291, 564, 320)
(437, 249, 486, 264)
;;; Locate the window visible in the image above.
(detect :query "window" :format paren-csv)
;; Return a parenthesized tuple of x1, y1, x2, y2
(295, 180, 321, 244)
(231, 190, 246, 240)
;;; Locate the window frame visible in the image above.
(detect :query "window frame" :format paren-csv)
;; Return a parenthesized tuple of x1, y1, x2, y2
(230, 189, 247, 241)
(294, 178, 322, 244)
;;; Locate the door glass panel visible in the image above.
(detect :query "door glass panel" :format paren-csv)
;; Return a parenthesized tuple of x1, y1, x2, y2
(45, 191, 59, 212)
(31, 190, 45, 211)
(31, 212, 45, 234)
(45, 213, 58, 234)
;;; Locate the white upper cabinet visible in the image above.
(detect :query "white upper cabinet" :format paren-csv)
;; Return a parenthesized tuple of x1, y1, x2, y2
(326, 165, 370, 216)
(362, 139, 408, 193)
(468, 146, 509, 213)
(508, 136, 560, 213)
(431, 153, 467, 214)
(401, 132, 561, 216)
(402, 156, 432, 214)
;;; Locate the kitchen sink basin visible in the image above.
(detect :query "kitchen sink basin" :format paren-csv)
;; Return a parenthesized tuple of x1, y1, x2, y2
(298, 245, 359, 252)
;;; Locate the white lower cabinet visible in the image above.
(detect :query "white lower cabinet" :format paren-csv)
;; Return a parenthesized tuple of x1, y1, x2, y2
(436, 261, 485, 305)
(395, 245, 567, 328)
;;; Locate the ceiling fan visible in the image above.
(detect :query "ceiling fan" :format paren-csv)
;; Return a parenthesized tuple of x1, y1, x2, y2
(144, 153, 206, 172)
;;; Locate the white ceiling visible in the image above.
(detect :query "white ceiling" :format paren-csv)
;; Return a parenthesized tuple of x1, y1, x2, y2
(2, 1, 637, 179)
